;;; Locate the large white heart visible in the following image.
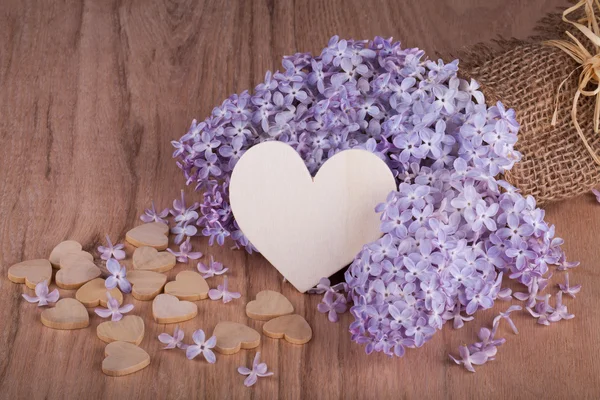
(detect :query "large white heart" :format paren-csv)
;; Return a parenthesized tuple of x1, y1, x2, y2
(229, 141, 396, 293)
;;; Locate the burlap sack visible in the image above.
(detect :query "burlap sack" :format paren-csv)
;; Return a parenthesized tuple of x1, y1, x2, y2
(457, 14, 600, 204)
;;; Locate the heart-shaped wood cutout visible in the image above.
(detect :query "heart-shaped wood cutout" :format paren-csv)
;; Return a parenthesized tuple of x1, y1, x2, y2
(126, 222, 169, 250)
(212, 321, 261, 355)
(246, 290, 294, 321)
(75, 278, 123, 307)
(128, 270, 167, 301)
(152, 294, 197, 324)
(56, 254, 101, 289)
(263, 314, 312, 344)
(41, 298, 89, 330)
(49, 240, 92, 268)
(132, 246, 175, 273)
(164, 271, 209, 301)
(102, 341, 150, 377)
(229, 141, 396, 293)
(8, 259, 52, 289)
(97, 315, 145, 345)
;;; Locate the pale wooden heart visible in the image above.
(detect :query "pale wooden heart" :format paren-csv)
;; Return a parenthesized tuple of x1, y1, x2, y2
(126, 222, 169, 250)
(49, 240, 92, 268)
(7, 259, 52, 289)
(212, 321, 261, 355)
(128, 270, 167, 301)
(41, 298, 89, 330)
(152, 294, 197, 324)
(97, 315, 145, 345)
(262, 314, 312, 344)
(132, 246, 175, 273)
(56, 254, 101, 289)
(229, 141, 396, 293)
(246, 290, 294, 321)
(75, 278, 123, 307)
(164, 271, 209, 301)
(102, 341, 150, 377)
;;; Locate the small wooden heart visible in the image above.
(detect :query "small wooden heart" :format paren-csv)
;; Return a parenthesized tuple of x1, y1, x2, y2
(164, 271, 209, 301)
(8, 259, 52, 289)
(212, 321, 261, 355)
(128, 270, 167, 301)
(75, 278, 123, 307)
(132, 246, 176, 273)
(102, 341, 150, 377)
(97, 315, 145, 345)
(41, 298, 89, 330)
(49, 240, 92, 268)
(246, 290, 294, 321)
(152, 294, 197, 324)
(229, 141, 396, 292)
(263, 314, 312, 344)
(126, 222, 169, 250)
(56, 254, 101, 289)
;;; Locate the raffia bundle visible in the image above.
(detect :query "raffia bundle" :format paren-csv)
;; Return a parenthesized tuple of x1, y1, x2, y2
(458, 1, 600, 204)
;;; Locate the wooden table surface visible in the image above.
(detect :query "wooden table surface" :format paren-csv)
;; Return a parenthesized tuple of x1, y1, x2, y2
(1, 1, 599, 399)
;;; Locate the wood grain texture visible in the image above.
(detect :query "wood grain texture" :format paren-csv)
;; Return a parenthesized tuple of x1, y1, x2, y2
(2, 0, 598, 399)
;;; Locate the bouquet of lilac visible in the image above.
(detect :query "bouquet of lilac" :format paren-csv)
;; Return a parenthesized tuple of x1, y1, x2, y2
(172, 36, 570, 357)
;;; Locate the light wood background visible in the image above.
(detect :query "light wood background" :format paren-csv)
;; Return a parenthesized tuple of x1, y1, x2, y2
(1, 1, 599, 399)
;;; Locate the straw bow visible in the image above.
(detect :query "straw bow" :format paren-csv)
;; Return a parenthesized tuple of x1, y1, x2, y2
(545, 0, 600, 164)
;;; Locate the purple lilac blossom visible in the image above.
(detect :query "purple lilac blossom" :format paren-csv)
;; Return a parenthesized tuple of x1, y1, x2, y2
(172, 36, 570, 356)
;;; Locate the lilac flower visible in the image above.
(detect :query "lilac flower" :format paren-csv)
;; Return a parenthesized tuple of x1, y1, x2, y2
(317, 291, 348, 322)
(186, 329, 217, 363)
(443, 305, 474, 329)
(238, 352, 274, 387)
(98, 235, 126, 261)
(208, 276, 241, 303)
(449, 345, 489, 373)
(469, 327, 505, 359)
(171, 222, 197, 245)
(526, 294, 554, 326)
(94, 292, 133, 322)
(167, 238, 203, 263)
(549, 292, 575, 322)
(556, 254, 580, 271)
(105, 259, 131, 293)
(158, 325, 187, 350)
(558, 273, 582, 298)
(197, 255, 228, 278)
(140, 200, 169, 224)
(405, 317, 435, 347)
(171, 189, 200, 218)
(592, 188, 600, 203)
(492, 305, 522, 335)
(22, 281, 59, 307)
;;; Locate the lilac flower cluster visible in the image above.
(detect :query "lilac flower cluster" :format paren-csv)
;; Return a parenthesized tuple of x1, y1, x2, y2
(171, 36, 572, 356)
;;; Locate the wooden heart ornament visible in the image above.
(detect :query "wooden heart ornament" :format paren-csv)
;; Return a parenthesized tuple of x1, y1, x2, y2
(132, 246, 175, 273)
(102, 341, 150, 377)
(97, 315, 145, 345)
(8, 259, 52, 289)
(152, 294, 197, 324)
(246, 290, 294, 321)
(128, 270, 167, 300)
(229, 141, 396, 293)
(41, 298, 89, 330)
(49, 240, 92, 268)
(56, 254, 101, 289)
(75, 278, 123, 307)
(164, 271, 209, 301)
(212, 321, 261, 355)
(126, 222, 169, 250)
(263, 314, 312, 344)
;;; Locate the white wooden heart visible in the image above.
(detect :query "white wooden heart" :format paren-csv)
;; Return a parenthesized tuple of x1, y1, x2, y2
(229, 141, 396, 293)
